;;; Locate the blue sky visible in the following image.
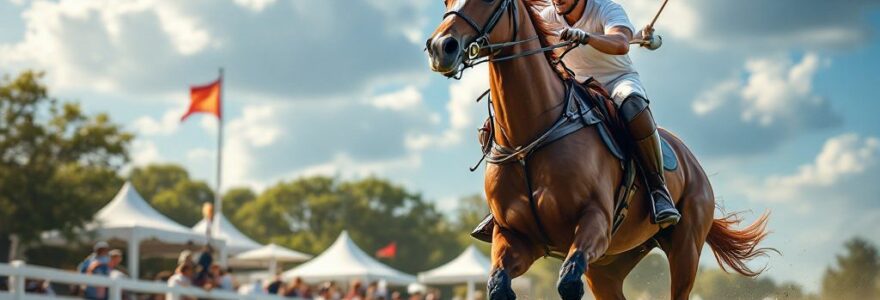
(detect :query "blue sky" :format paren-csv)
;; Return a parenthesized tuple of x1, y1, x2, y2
(1, 0, 878, 292)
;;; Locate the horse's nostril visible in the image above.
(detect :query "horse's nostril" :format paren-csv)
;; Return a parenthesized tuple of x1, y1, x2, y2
(425, 38, 432, 53)
(442, 38, 460, 55)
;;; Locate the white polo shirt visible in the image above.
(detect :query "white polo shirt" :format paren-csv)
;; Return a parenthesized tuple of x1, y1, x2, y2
(541, 0, 647, 104)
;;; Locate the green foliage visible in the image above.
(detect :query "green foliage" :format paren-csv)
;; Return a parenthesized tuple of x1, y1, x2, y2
(129, 164, 214, 226)
(821, 237, 879, 300)
(222, 187, 256, 217)
(0, 71, 131, 248)
(232, 176, 461, 273)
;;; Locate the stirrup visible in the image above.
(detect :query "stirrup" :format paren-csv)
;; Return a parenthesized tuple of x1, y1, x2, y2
(651, 190, 680, 228)
(471, 214, 495, 243)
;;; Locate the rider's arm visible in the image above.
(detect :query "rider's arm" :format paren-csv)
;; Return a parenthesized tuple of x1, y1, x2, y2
(585, 25, 633, 55)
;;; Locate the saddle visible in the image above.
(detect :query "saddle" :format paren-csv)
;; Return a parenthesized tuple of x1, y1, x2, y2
(473, 78, 678, 252)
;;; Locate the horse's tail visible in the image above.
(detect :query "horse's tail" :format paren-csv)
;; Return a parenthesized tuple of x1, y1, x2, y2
(705, 211, 776, 277)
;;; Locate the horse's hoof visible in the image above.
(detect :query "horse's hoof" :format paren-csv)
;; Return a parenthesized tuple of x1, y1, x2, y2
(557, 251, 586, 300)
(487, 268, 516, 300)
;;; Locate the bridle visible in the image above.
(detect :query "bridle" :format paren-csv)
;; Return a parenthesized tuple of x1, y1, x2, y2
(441, 0, 576, 79)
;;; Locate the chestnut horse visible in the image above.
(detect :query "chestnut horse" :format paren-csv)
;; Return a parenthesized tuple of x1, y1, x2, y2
(426, 0, 773, 299)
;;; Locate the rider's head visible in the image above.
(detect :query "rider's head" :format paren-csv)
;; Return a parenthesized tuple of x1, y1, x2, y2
(552, 0, 583, 16)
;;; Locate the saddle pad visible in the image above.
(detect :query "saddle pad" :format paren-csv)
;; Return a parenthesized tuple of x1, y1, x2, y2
(661, 136, 678, 171)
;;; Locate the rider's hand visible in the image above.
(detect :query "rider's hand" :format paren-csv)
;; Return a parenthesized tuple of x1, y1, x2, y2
(639, 25, 662, 51)
(640, 25, 655, 40)
(560, 28, 590, 45)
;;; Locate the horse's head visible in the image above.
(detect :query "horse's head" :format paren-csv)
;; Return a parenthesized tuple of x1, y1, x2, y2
(426, 0, 519, 77)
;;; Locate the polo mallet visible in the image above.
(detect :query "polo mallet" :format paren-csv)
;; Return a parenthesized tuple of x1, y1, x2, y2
(630, 0, 669, 49)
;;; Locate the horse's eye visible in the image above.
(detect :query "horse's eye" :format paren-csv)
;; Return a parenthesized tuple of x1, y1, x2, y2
(483, 0, 495, 3)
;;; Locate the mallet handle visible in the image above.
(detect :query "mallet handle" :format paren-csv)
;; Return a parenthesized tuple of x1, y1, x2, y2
(648, 0, 670, 29)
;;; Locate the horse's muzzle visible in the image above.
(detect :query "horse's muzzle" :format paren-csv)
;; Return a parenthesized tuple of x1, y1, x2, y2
(426, 34, 464, 77)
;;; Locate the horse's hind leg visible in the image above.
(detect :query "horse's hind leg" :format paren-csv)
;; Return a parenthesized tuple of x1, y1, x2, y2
(586, 244, 653, 300)
(657, 189, 714, 300)
(488, 226, 543, 300)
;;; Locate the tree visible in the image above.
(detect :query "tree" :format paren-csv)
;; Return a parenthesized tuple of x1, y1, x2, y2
(222, 187, 256, 217)
(0, 71, 131, 260)
(821, 237, 879, 300)
(129, 164, 214, 226)
(234, 176, 462, 273)
(450, 194, 491, 249)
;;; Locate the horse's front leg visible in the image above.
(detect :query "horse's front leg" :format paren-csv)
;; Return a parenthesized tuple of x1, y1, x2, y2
(488, 225, 543, 300)
(558, 202, 613, 300)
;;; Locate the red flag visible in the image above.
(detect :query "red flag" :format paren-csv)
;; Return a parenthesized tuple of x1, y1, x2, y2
(181, 77, 222, 121)
(376, 242, 397, 259)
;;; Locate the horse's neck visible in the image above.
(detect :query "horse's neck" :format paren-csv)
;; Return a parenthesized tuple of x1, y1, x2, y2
(489, 3, 566, 148)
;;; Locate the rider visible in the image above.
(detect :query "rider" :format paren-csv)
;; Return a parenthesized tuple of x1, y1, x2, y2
(472, 0, 679, 241)
(548, 0, 680, 227)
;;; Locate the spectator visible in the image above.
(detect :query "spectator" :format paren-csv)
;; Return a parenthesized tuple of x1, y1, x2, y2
(191, 246, 213, 287)
(283, 277, 304, 297)
(344, 280, 364, 300)
(220, 267, 236, 290)
(364, 281, 378, 300)
(25, 279, 55, 296)
(265, 274, 283, 294)
(166, 264, 195, 300)
(425, 290, 440, 300)
(298, 284, 313, 299)
(177, 250, 193, 267)
(82, 241, 111, 300)
(316, 281, 342, 300)
(108, 249, 127, 279)
(390, 291, 402, 300)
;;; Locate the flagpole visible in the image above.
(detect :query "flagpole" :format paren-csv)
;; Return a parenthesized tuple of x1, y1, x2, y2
(216, 67, 224, 227)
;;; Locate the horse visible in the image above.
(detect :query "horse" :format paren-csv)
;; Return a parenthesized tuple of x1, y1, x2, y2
(425, 0, 774, 299)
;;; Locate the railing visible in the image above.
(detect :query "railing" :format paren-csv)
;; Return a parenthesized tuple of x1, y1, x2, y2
(0, 261, 295, 300)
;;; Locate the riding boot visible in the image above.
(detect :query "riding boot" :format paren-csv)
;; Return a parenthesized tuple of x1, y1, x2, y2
(471, 214, 495, 243)
(620, 95, 681, 228)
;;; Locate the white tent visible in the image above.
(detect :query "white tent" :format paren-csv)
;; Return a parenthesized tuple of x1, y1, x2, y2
(418, 245, 490, 300)
(232, 243, 312, 275)
(192, 213, 262, 255)
(282, 231, 416, 285)
(90, 181, 223, 278)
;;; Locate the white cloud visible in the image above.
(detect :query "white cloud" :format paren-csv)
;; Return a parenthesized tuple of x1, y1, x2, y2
(228, 105, 281, 147)
(693, 53, 827, 126)
(233, 0, 277, 12)
(751, 134, 880, 202)
(221, 104, 283, 187)
(294, 152, 422, 179)
(405, 66, 488, 151)
(130, 139, 162, 166)
(368, 85, 423, 111)
(186, 147, 213, 162)
(132, 107, 185, 136)
(0, 0, 427, 98)
(685, 53, 840, 156)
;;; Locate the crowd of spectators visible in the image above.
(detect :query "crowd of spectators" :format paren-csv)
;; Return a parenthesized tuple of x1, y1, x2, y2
(8, 242, 453, 300)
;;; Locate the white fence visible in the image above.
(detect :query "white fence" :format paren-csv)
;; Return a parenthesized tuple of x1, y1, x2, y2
(0, 261, 295, 300)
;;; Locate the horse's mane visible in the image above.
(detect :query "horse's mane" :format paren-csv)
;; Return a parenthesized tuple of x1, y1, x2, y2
(522, 0, 569, 79)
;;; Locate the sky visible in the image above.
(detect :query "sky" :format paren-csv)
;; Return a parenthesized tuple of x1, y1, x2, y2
(1, 0, 879, 292)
